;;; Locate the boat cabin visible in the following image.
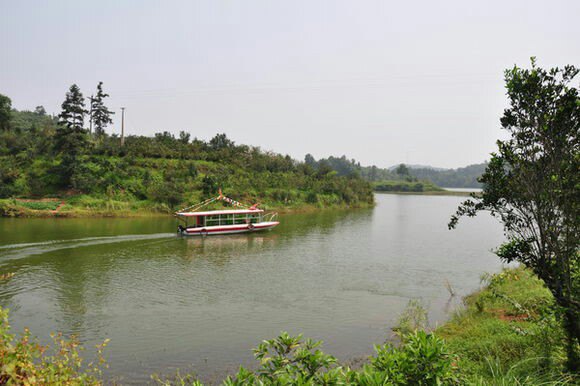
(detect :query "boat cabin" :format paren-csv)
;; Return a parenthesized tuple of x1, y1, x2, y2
(176, 209, 265, 229)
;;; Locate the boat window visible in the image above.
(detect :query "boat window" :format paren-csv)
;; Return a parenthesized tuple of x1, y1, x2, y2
(234, 214, 247, 225)
(222, 214, 234, 226)
(205, 215, 220, 226)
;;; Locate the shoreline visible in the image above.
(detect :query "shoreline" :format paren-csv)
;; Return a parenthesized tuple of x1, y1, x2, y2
(0, 200, 375, 219)
(0, 189, 479, 219)
(374, 190, 478, 197)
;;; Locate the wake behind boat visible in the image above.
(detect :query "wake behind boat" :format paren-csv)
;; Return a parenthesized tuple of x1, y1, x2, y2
(175, 191, 279, 236)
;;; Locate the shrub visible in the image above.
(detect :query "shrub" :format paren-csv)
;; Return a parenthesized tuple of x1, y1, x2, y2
(0, 199, 23, 217)
(15, 200, 60, 211)
(371, 331, 460, 385)
(155, 331, 461, 385)
(0, 307, 108, 385)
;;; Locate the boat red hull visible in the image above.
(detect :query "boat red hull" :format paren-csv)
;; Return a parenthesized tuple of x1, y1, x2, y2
(180, 221, 279, 236)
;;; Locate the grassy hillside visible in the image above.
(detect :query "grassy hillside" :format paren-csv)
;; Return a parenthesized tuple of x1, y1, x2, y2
(0, 108, 374, 216)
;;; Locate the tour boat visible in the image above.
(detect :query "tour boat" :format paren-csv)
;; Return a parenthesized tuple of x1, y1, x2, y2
(175, 191, 279, 236)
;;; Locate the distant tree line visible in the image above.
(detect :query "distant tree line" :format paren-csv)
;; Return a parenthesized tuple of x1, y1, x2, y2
(304, 153, 485, 188)
(410, 164, 486, 188)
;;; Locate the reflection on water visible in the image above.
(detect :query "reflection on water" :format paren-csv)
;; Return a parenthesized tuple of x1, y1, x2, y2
(0, 195, 504, 384)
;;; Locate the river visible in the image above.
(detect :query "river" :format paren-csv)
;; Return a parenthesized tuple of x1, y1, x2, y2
(0, 193, 504, 384)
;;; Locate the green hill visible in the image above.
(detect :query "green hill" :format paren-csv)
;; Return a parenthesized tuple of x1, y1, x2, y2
(0, 105, 373, 217)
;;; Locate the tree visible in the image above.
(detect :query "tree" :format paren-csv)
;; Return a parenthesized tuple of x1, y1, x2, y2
(179, 130, 191, 144)
(55, 84, 89, 187)
(0, 94, 11, 131)
(90, 82, 114, 138)
(209, 133, 234, 150)
(34, 106, 46, 116)
(449, 59, 579, 371)
(395, 163, 410, 177)
(304, 153, 317, 167)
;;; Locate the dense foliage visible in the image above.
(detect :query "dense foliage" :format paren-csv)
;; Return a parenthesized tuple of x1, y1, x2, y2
(0, 89, 373, 214)
(450, 59, 580, 371)
(0, 307, 107, 385)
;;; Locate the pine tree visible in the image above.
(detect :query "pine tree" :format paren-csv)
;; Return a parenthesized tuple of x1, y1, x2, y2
(0, 94, 12, 131)
(90, 81, 114, 138)
(54, 84, 89, 187)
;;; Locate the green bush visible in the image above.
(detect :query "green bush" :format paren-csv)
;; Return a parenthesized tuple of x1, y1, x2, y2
(0, 199, 22, 217)
(370, 331, 460, 385)
(155, 331, 460, 385)
(15, 200, 60, 211)
(0, 307, 107, 385)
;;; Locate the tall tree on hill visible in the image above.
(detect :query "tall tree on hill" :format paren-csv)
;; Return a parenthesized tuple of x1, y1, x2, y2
(395, 163, 410, 177)
(55, 84, 89, 187)
(209, 133, 234, 150)
(90, 81, 114, 138)
(304, 153, 317, 167)
(0, 93, 12, 131)
(34, 106, 47, 116)
(449, 59, 580, 371)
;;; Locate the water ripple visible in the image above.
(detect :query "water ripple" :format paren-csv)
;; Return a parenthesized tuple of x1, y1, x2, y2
(0, 233, 175, 264)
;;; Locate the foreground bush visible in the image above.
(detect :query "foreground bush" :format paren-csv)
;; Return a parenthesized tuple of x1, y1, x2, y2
(0, 307, 107, 385)
(155, 330, 460, 385)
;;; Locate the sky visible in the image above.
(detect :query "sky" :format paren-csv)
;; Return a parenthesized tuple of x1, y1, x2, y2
(1, 0, 579, 169)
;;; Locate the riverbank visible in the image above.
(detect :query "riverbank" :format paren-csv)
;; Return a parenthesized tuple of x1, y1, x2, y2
(155, 267, 573, 384)
(373, 179, 444, 193)
(372, 180, 481, 197)
(437, 266, 572, 384)
(375, 190, 477, 197)
(0, 197, 374, 218)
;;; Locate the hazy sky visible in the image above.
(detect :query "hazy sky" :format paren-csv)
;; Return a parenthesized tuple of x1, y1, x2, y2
(2, 0, 579, 168)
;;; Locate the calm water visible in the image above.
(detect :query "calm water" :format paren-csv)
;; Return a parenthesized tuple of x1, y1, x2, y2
(0, 194, 504, 384)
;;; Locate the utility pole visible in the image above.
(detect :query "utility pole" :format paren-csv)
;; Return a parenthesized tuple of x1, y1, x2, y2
(120, 107, 125, 147)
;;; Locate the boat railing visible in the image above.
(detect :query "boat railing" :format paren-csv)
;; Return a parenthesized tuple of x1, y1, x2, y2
(263, 212, 279, 222)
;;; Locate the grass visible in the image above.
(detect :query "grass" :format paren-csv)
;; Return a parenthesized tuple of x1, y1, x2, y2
(14, 199, 61, 211)
(437, 267, 571, 384)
